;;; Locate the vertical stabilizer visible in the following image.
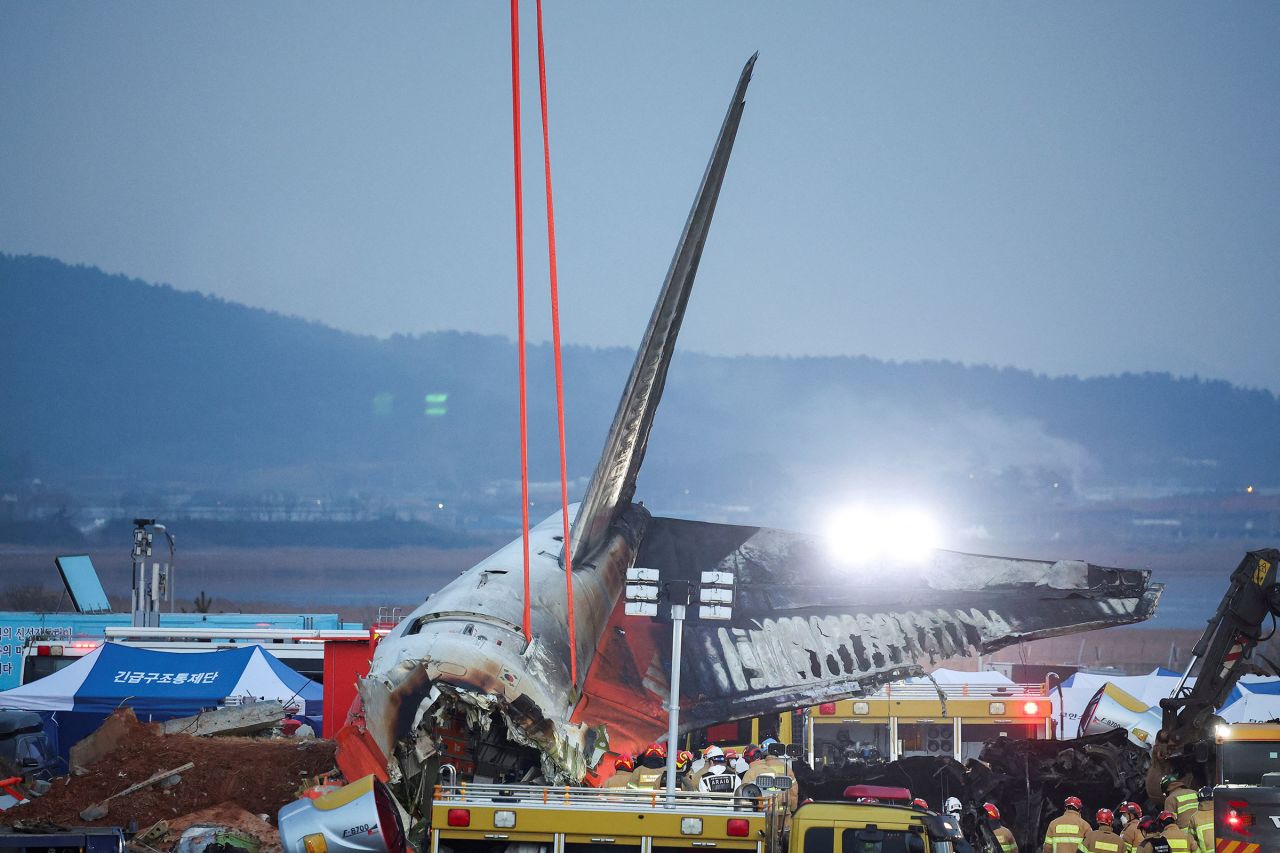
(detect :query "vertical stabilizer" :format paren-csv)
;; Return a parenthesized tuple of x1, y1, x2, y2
(567, 54, 757, 565)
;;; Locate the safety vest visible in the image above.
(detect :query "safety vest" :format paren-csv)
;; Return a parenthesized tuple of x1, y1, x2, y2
(1165, 787, 1199, 827)
(1159, 825, 1196, 853)
(1080, 828, 1125, 853)
(1042, 811, 1090, 852)
(1190, 807, 1213, 851)
(992, 825, 1017, 853)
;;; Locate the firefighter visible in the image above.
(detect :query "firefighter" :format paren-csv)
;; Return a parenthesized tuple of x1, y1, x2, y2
(1119, 802, 1145, 852)
(1189, 787, 1213, 852)
(684, 745, 722, 791)
(674, 750, 694, 788)
(1042, 795, 1091, 853)
(1135, 817, 1172, 853)
(1079, 808, 1125, 853)
(1160, 774, 1199, 829)
(1156, 810, 1197, 852)
(697, 746, 738, 793)
(628, 743, 668, 789)
(982, 803, 1017, 853)
(604, 754, 636, 789)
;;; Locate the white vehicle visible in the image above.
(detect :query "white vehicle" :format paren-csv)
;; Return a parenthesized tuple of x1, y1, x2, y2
(21, 626, 374, 686)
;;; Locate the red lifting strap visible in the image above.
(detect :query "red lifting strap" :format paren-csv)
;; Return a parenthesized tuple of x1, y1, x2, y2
(534, 0, 578, 686)
(508, 0, 532, 644)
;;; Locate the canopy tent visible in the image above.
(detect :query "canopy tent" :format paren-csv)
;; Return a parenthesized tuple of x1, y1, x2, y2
(0, 643, 321, 758)
(921, 668, 1015, 685)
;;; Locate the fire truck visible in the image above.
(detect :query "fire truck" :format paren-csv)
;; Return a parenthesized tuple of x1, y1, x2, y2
(424, 780, 967, 853)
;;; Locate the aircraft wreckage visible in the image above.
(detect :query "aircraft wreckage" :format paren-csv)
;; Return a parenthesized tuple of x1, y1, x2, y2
(356, 55, 1162, 791)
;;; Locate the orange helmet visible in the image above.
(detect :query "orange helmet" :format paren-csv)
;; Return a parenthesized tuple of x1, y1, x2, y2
(1096, 809, 1115, 826)
(676, 750, 694, 771)
(614, 754, 635, 772)
(1064, 796, 1082, 811)
(724, 748, 739, 760)
(983, 803, 1000, 820)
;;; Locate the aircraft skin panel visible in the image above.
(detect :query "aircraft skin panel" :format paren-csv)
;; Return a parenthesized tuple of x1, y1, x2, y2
(568, 54, 757, 566)
(572, 513, 1162, 768)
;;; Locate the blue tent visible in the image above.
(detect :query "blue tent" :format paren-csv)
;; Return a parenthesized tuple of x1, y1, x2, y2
(0, 643, 322, 758)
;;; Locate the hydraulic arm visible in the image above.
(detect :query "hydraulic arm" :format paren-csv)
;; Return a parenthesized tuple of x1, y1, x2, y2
(1149, 548, 1280, 798)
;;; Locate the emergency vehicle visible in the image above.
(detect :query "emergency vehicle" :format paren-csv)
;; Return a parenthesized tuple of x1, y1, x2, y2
(428, 778, 966, 853)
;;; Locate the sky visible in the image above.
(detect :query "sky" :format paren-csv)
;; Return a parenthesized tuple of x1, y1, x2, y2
(2, 3, 1279, 392)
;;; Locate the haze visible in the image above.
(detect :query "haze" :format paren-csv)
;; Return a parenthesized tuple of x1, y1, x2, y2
(2, 2, 1278, 392)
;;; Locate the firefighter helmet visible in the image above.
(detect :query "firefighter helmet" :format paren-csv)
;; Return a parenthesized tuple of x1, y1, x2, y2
(743, 745, 765, 764)
(704, 745, 724, 759)
(1064, 796, 1082, 811)
(912, 798, 929, 810)
(1096, 808, 1115, 827)
(1120, 801, 1142, 818)
(1137, 817, 1159, 835)
(643, 743, 666, 761)
(1158, 811, 1176, 827)
(1197, 785, 1213, 801)
(676, 750, 694, 772)
(982, 803, 1000, 820)
(614, 754, 635, 772)
(1160, 773, 1180, 792)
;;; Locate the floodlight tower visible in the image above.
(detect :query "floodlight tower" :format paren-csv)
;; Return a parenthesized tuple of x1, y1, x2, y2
(130, 518, 175, 627)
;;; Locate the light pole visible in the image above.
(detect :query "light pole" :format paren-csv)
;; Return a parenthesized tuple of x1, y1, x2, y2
(624, 567, 736, 800)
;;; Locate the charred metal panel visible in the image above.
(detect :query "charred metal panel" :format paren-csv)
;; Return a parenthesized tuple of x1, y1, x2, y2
(634, 515, 1162, 731)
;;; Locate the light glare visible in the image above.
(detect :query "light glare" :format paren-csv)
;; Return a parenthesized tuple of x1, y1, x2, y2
(826, 506, 941, 564)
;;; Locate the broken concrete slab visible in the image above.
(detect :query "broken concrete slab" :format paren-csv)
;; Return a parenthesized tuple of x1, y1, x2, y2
(161, 702, 286, 737)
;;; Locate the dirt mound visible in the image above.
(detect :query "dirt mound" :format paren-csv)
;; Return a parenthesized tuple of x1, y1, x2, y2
(165, 802, 284, 853)
(5, 710, 336, 829)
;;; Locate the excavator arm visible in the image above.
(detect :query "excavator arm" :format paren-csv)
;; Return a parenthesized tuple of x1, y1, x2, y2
(1148, 548, 1280, 798)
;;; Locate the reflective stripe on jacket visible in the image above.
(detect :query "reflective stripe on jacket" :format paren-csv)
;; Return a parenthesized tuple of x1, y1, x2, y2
(1165, 787, 1199, 827)
(1079, 828, 1124, 853)
(1043, 813, 1091, 853)
(1190, 808, 1213, 851)
(992, 825, 1016, 853)
(1159, 825, 1197, 853)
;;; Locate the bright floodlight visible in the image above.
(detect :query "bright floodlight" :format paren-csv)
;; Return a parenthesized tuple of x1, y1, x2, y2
(826, 506, 940, 564)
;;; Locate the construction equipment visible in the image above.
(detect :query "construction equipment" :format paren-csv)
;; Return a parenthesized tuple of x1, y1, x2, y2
(1147, 549, 1280, 797)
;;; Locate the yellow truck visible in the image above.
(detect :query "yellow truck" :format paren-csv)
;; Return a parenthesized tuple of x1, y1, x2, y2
(429, 781, 967, 853)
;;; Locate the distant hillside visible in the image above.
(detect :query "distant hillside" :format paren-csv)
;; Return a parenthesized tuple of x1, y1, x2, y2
(3, 254, 1278, 518)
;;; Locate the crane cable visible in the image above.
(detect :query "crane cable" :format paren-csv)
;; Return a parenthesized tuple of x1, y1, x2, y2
(534, 0, 578, 686)
(508, 0, 532, 644)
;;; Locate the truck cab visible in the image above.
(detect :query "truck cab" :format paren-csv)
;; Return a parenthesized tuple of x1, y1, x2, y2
(1213, 722, 1280, 851)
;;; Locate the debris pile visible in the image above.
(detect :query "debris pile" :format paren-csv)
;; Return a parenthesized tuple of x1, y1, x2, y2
(5, 710, 335, 834)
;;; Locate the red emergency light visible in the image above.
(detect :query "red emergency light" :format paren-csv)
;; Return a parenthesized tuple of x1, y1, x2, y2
(726, 819, 750, 837)
(447, 809, 471, 827)
(818, 702, 837, 715)
(1022, 701, 1042, 715)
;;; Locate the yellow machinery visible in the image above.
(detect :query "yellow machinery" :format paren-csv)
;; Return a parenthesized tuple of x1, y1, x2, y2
(429, 780, 965, 853)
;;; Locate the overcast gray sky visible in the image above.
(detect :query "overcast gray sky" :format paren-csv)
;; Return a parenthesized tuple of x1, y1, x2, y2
(3, 2, 1278, 392)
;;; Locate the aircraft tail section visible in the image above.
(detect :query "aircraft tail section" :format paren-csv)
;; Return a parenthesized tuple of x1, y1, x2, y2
(567, 54, 757, 566)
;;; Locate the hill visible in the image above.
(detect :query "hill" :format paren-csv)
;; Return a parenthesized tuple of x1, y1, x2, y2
(3, 253, 1278, 525)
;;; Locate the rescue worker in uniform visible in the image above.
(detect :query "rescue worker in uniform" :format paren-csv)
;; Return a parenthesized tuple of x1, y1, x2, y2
(741, 743, 798, 811)
(1189, 787, 1212, 852)
(1079, 808, 1125, 853)
(1119, 802, 1144, 852)
(1136, 817, 1172, 853)
(1042, 795, 1090, 853)
(1161, 775, 1199, 829)
(604, 754, 635, 789)
(628, 743, 668, 789)
(982, 803, 1017, 853)
(674, 750, 694, 789)
(1156, 810, 1197, 852)
(697, 746, 738, 793)
(683, 744, 721, 791)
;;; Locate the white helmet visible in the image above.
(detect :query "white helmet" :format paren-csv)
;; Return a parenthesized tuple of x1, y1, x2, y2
(945, 797, 962, 816)
(704, 745, 724, 759)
